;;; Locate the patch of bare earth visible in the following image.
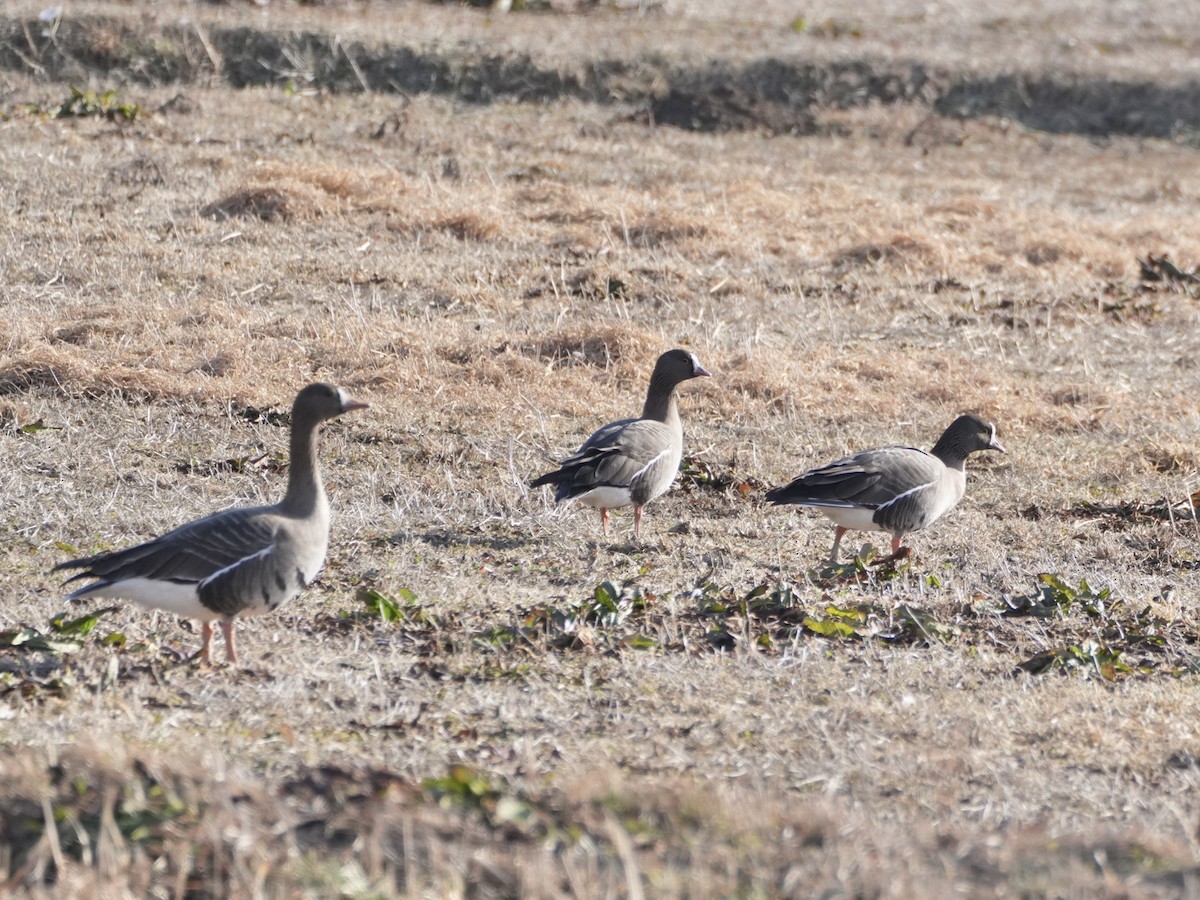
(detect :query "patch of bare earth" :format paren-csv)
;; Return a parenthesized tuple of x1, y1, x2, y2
(2, 1, 1200, 896)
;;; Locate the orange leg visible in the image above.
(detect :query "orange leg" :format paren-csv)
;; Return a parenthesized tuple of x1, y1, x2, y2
(633, 506, 644, 539)
(220, 621, 238, 665)
(199, 621, 214, 664)
(599, 508, 610, 535)
(830, 526, 848, 562)
(890, 536, 903, 555)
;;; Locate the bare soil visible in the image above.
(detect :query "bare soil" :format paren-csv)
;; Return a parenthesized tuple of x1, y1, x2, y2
(3, 1, 1200, 896)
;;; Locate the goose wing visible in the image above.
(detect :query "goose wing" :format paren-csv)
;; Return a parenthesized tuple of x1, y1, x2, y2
(766, 446, 942, 511)
(54, 506, 281, 593)
(532, 417, 676, 502)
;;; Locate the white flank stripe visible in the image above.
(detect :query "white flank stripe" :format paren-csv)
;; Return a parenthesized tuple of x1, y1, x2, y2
(873, 479, 936, 513)
(628, 448, 676, 496)
(199, 546, 272, 589)
(632, 447, 670, 484)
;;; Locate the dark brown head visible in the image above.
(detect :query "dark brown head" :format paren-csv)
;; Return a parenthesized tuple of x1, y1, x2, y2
(650, 349, 711, 389)
(292, 383, 369, 426)
(933, 414, 1005, 463)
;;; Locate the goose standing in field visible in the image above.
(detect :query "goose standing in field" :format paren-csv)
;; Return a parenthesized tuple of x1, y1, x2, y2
(765, 414, 1004, 561)
(531, 348, 710, 539)
(53, 383, 368, 665)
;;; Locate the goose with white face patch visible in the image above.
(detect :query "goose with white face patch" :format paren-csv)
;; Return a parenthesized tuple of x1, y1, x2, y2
(53, 383, 368, 665)
(530, 349, 711, 539)
(765, 414, 1005, 561)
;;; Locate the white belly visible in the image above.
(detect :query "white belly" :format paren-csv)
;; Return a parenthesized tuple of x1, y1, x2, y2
(572, 486, 635, 510)
(76, 577, 219, 622)
(820, 506, 885, 533)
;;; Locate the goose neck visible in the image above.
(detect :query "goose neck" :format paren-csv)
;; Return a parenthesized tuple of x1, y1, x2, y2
(641, 380, 680, 427)
(282, 415, 325, 516)
(931, 436, 967, 470)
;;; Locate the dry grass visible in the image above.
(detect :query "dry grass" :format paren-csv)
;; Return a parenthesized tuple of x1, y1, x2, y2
(7, 0, 1197, 84)
(3, 1, 1200, 896)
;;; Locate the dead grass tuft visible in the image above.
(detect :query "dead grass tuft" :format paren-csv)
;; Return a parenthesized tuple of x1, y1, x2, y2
(49, 318, 131, 347)
(286, 164, 376, 200)
(1024, 241, 1075, 266)
(200, 186, 294, 222)
(831, 235, 932, 271)
(192, 353, 237, 378)
(199, 163, 416, 223)
(111, 155, 165, 188)
(0, 349, 218, 405)
(1141, 444, 1200, 475)
(925, 197, 998, 219)
(724, 372, 793, 407)
(432, 212, 500, 242)
(1048, 383, 1113, 408)
(458, 349, 543, 388)
(619, 214, 708, 248)
(511, 325, 649, 370)
(0, 359, 85, 397)
(0, 401, 21, 430)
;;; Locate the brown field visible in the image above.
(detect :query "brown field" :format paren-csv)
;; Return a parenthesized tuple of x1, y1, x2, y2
(3, 1, 1200, 896)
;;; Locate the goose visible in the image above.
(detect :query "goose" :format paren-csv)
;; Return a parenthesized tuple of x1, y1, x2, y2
(531, 348, 710, 538)
(765, 414, 1004, 561)
(53, 382, 368, 665)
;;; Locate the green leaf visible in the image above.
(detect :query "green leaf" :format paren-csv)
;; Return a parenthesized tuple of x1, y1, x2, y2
(894, 605, 957, 643)
(36, 636, 85, 653)
(1017, 641, 1135, 678)
(1016, 649, 1060, 675)
(743, 582, 770, 601)
(808, 552, 874, 585)
(1031, 573, 1112, 616)
(1038, 572, 1075, 603)
(824, 605, 866, 622)
(593, 581, 620, 607)
(624, 633, 659, 650)
(1000, 591, 1060, 618)
(359, 588, 401, 622)
(50, 606, 119, 636)
(55, 85, 139, 121)
(424, 765, 496, 808)
(20, 419, 59, 434)
(0, 628, 83, 654)
(0, 627, 38, 647)
(473, 626, 517, 649)
(582, 580, 636, 626)
(803, 616, 858, 638)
